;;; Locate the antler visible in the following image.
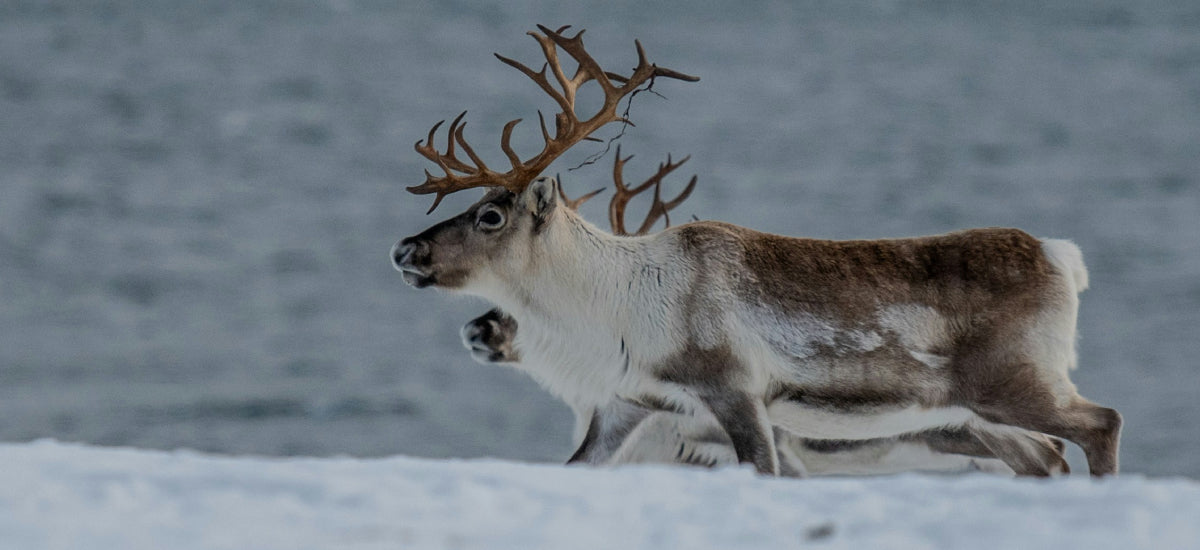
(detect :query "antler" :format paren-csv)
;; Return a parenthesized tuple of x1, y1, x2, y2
(557, 180, 605, 211)
(607, 145, 697, 236)
(554, 146, 698, 236)
(408, 24, 700, 213)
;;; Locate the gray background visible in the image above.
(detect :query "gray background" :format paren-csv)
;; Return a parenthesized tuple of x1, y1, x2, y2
(1, 1, 1197, 477)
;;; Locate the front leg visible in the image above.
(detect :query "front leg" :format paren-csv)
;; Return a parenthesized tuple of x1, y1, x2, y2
(460, 308, 521, 364)
(566, 411, 603, 464)
(566, 400, 653, 465)
(697, 391, 779, 476)
(651, 345, 780, 475)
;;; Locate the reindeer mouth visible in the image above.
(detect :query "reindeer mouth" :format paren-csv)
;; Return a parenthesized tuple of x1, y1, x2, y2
(400, 268, 437, 289)
(392, 241, 439, 289)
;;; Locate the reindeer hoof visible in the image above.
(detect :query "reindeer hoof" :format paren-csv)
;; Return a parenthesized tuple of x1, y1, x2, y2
(461, 315, 518, 364)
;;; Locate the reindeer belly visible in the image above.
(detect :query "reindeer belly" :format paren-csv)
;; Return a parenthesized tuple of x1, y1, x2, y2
(760, 349, 968, 440)
(766, 399, 975, 440)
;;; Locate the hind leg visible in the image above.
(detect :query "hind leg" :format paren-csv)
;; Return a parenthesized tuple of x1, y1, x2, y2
(903, 425, 1067, 476)
(959, 423, 1070, 477)
(972, 383, 1121, 477)
(1044, 398, 1122, 476)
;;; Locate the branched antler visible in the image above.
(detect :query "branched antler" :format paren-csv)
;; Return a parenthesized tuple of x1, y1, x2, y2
(407, 24, 699, 213)
(607, 146, 697, 236)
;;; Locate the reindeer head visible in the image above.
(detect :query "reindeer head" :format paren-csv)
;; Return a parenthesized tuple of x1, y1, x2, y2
(391, 177, 560, 290)
(391, 25, 698, 293)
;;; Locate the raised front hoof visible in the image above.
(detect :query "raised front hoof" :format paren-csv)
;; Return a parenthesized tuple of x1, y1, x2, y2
(460, 311, 519, 364)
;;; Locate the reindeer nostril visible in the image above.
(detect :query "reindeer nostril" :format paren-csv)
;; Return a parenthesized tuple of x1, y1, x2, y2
(391, 242, 415, 269)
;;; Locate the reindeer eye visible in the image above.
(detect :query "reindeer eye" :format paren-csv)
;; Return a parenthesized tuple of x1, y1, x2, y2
(477, 206, 505, 229)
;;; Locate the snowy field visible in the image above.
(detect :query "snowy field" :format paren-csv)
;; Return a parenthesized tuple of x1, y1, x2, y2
(4, 440, 1200, 550)
(1, 0, 1199, 484)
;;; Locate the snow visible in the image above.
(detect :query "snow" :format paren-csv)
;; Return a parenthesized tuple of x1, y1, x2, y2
(3, 440, 1198, 550)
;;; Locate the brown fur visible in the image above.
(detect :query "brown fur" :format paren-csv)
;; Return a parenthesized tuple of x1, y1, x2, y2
(680, 223, 1053, 321)
(662, 221, 1119, 476)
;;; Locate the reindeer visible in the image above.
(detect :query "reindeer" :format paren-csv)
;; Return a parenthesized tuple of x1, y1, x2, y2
(459, 151, 1063, 476)
(391, 25, 1120, 476)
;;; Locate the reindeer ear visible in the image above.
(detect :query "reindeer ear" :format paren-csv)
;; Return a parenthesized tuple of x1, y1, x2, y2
(526, 176, 558, 216)
(524, 177, 558, 232)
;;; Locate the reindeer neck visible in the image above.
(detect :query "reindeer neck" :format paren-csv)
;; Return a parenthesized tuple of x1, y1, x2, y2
(503, 211, 673, 406)
(514, 209, 649, 321)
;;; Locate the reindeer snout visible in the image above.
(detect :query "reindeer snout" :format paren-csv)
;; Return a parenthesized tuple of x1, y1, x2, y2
(391, 238, 427, 272)
(391, 238, 437, 288)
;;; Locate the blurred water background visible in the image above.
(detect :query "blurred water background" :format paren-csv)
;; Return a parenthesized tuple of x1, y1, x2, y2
(1, 0, 1197, 476)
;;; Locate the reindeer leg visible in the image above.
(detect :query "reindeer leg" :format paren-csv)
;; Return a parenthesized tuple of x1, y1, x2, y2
(566, 411, 604, 464)
(606, 411, 737, 468)
(957, 424, 1070, 477)
(772, 428, 810, 478)
(696, 392, 779, 476)
(650, 343, 779, 475)
(566, 401, 653, 465)
(461, 308, 521, 364)
(975, 396, 1121, 477)
(960, 355, 1121, 477)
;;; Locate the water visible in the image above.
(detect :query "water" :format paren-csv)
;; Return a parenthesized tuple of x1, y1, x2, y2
(1, 0, 1197, 476)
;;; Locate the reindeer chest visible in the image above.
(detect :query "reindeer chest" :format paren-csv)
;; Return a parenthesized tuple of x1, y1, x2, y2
(512, 306, 689, 404)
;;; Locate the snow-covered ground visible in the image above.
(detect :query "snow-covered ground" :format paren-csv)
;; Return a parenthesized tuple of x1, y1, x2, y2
(3, 440, 1198, 550)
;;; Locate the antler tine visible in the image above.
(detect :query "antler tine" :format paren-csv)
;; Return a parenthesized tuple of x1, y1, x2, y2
(660, 173, 697, 211)
(535, 28, 584, 109)
(452, 120, 488, 173)
(632, 163, 695, 236)
(414, 119, 448, 171)
(611, 144, 632, 191)
(538, 25, 616, 98)
(408, 26, 699, 213)
(494, 54, 572, 115)
(440, 111, 475, 173)
(500, 118, 524, 169)
(414, 115, 466, 175)
(630, 154, 694, 236)
(558, 183, 605, 211)
(607, 145, 636, 236)
(608, 147, 697, 236)
(410, 111, 473, 175)
(408, 111, 512, 202)
(631, 40, 702, 84)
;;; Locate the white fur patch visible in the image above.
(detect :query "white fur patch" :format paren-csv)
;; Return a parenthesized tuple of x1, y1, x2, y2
(877, 304, 948, 350)
(1040, 238, 1089, 292)
(909, 351, 950, 369)
(877, 304, 952, 368)
(1036, 237, 1089, 380)
(746, 305, 837, 360)
(845, 329, 884, 353)
(767, 401, 975, 440)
